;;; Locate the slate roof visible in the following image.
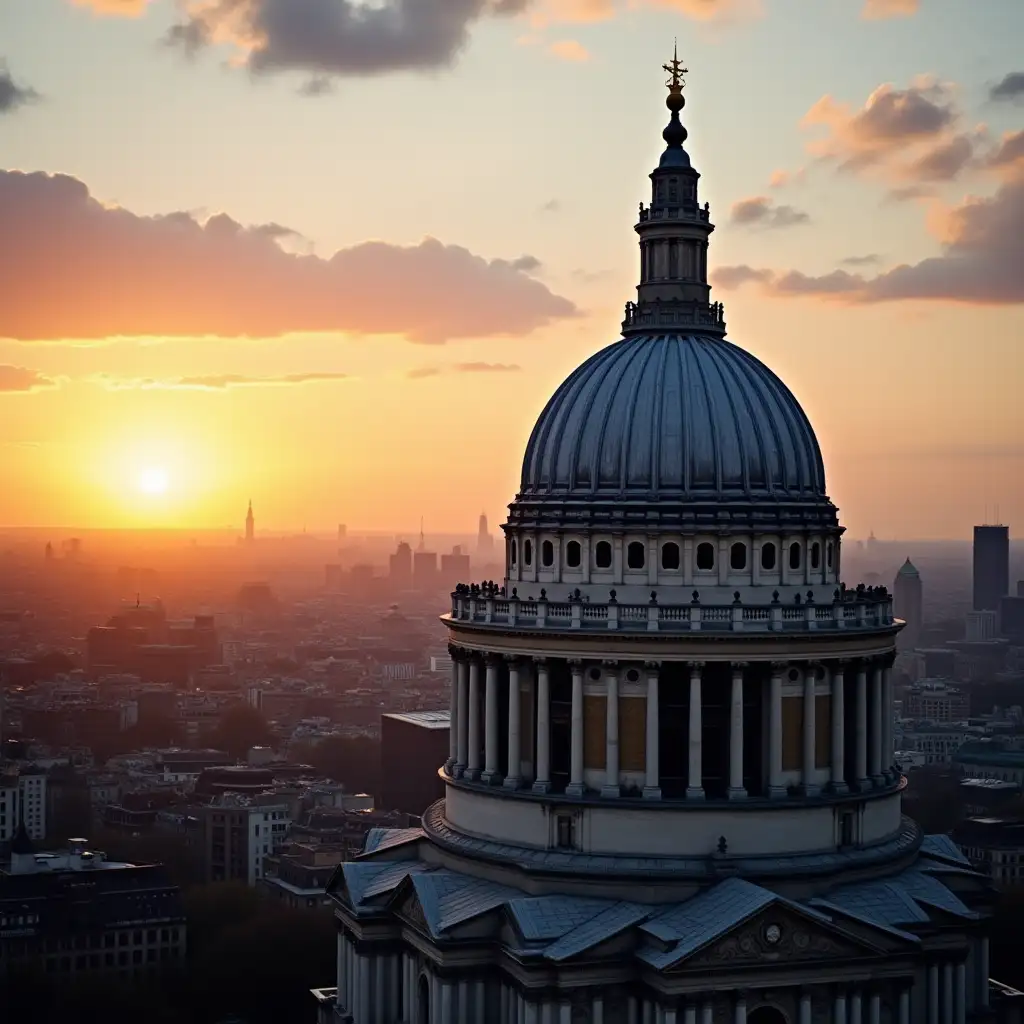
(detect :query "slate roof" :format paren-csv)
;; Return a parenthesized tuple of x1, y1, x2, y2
(362, 827, 424, 855)
(920, 834, 972, 867)
(507, 895, 611, 942)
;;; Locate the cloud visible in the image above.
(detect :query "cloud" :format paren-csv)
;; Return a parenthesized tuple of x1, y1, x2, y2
(540, 199, 561, 214)
(97, 372, 350, 390)
(861, 0, 918, 18)
(0, 170, 576, 344)
(407, 361, 520, 379)
(840, 253, 882, 266)
(529, 0, 614, 25)
(0, 64, 39, 115)
(712, 158, 1024, 305)
(70, 0, 153, 13)
(298, 75, 333, 97)
(548, 39, 589, 61)
(643, 0, 762, 23)
(0, 366, 58, 393)
(990, 72, 1024, 103)
(986, 129, 1024, 172)
(730, 196, 809, 228)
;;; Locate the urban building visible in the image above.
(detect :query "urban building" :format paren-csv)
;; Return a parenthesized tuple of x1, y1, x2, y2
(413, 551, 439, 591)
(973, 525, 1009, 612)
(477, 513, 494, 556)
(905, 681, 970, 723)
(0, 831, 186, 980)
(894, 559, 923, 652)
(379, 711, 450, 816)
(0, 766, 47, 841)
(959, 778, 1021, 817)
(440, 546, 471, 583)
(389, 542, 413, 586)
(965, 611, 998, 644)
(246, 499, 255, 543)
(202, 794, 292, 885)
(954, 816, 1024, 885)
(955, 742, 1024, 786)
(998, 590, 1024, 642)
(316, 62, 998, 1024)
(899, 724, 972, 766)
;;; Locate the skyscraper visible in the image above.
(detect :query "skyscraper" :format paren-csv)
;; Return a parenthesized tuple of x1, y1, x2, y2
(477, 512, 494, 554)
(973, 524, 1009, 610)
(245, 500, 254, 543)
(893, 558, 923, 652)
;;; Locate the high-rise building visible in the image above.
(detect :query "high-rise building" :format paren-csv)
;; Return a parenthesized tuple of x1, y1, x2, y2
(973, 524, 1009, 611)
(318, 58, 997, 1024)
(245, 499, 255, 543)
(477, 512, 494, 554)
(893, 558, 923, 652)
(388, 541, 413, 585)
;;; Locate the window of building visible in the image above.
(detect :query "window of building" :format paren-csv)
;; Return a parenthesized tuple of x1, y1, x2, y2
(626, 541, 645, 570)
(661, 542, 680, 570)
(761, 542, 777, 571)
(555, 814, 576, 850)
(730, 543, 747, 571)
(565, 541, 581, 568)
(510, 539, 517, 565)
(542, 540, 554, 567)
(789, 542, 801, 571)
(696, 542, 715, 571)
(810, 542, 821, 570)
(594, 541, 612, 569)
(839, 811, 855, 848)
(827, 540, 834, 569)
(524, 539, 533, 566)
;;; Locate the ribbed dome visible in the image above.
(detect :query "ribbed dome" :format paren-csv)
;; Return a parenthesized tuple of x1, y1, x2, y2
(520, 333, 825, 503)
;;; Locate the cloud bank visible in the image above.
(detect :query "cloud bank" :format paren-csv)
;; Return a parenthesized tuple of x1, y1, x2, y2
(990, 72, 1024, 103)
(0, 64, 39, 115)
(0, 366, 57, 393)
(0, 170, 576, 344)
(97, 372, 351, 390)
(407, 362, 520, 379)
(730, 196, 809, 228)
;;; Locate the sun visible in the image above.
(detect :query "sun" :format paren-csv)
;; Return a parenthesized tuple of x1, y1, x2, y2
(138, 466, 170, 495)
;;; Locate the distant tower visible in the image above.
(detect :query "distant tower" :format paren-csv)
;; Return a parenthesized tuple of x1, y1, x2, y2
(973, 524, 1009, 611)
(418, 517, 426, 553)
(245, 500, 255, 543)
(477, 512, 494, 554)
(44, 542, 53, 562)
(894, 558, 923, 652)
(338, 523, 347, 542)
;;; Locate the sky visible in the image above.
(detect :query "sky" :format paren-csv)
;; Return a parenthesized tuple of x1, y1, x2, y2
(0, 0, 1022, 539)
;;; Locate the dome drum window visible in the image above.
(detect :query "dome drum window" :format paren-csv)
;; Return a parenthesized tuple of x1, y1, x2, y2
(524, 539, 533, 566)
(541, 540, 554, 568)
(730, 543, 747, 572)
(626, 542, 646, 571)
(788, 542, 801, 571)
(565, 541, 582, 568)
(594, 541, 612, 570)
(760, 542, 777, 572)
(510, 540, 518, 565)
(810, 542, 821, 571)
(661, 542, 681, 571)
(695, 542, 715, 572)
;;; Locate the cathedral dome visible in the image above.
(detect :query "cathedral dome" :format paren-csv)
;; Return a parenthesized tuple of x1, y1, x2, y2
(519, 332, 826, 504)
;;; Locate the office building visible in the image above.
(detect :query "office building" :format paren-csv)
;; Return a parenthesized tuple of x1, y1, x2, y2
(379, 711, 450, 816)
(893, 558, 923, 652)
(973, 525, 1009, 611)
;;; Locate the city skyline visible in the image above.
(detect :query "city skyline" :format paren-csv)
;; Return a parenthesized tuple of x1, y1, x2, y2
(1, 0, 1022, 538)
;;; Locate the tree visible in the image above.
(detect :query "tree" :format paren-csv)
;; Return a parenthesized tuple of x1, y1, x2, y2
(209, 705, 273, 760)
(291, 735, 381, 796)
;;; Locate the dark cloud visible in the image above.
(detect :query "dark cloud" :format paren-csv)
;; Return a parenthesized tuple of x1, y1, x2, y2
(299, 75, 333, 97)
(840, 253, 882, 266)
(904, 134, 975, 182)
(986, 130, 1024, 171)
(730, 196, 810, 229)
(0, 64, 39, 115)
(713, 160, 1024, 304)
(166, 0, 530, 78)
(0, 366, 57, 393)
(990, 72, 1024, 103)
(0, 170, 575, 344)
(505, 255, 542, 273)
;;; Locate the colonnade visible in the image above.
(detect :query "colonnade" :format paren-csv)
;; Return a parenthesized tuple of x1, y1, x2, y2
(445, 649, 897, 800)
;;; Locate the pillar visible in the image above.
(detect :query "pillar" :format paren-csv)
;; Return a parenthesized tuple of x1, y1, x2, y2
(644, 661, 661, 799)
(803, 665, 819, 795)
(685, 1006, 697, 1024)
(335, 934, 344, 1008)
(730, 663, 748, 799)
(467, 658, 482, 780)
(830, 662, 847, 793)
(898, 989, 911, 1024)
(869, 993, 880, 1024)
(870, 663, 884, 784)
(567, 660, 585, 797)
(455, 657, 469, 776)
(664, 1009, 677, 1024)
(686, 661, 704, 799)
(441, 980, 454, 1024)
(850, 991, 863, 1024)
(702, 1004, 713, 1024)
(628, 997, 639, 1024)
(956, 962, 967, 1024)
(980, 938, 991, 1008)
(882, 661, 894, 778)
(559, 1002, 573, 1024)
(504, 657, 522, 789)
(800, 992, 813, 1024)
(943, 963, 954, 1024)
(593, 995, 606, 1023)
(355, 954, 370, 1024)
(834, 991, 847, 1024)
(768, 662, 786, 798)
(374, 956, 385, 1021)
(855, 662, 869, 789)
(482, 656, 500, 783)
(928, 964, 940, 1024)
(735, 995, 747, 1024)
(446, 655, 459, 772)
(602, 661, 620, 797)
(533, 659, 551, 794)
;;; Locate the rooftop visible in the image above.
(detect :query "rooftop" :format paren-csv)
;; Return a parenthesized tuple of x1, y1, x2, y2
(383, 710, 451, 729)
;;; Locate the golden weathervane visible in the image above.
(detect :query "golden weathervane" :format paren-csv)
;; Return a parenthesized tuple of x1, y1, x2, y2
(663, 40, 688, 90)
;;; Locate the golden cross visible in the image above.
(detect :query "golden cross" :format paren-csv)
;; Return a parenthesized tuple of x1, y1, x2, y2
(662, 39, 687, 89)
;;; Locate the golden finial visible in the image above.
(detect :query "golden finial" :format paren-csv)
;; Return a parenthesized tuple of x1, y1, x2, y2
(662, 39, 687, 90)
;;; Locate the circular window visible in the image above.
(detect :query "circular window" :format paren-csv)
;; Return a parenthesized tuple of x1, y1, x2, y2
(760, 542, 777, 571)
(661, 542, 680, 570)
(626, 541, 645, 570)
(696, 542, 715, 571)
(565, 540, 581, 568)
(510, 539, 518, 565)
(626, 668, 640, 683)
(589, 667, 602, 681)
(594, 540, 612, 570)
(788, 667, 800, 682)
(541, 540, 554, 567)
(524, 539, 533, 566)
(810, 542, 821, 570)
(788, 542, 801, 571)
(730, 542, 747, 571)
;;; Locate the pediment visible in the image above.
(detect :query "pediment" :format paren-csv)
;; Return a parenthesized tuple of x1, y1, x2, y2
(398, 890, 430, 933)
(678, 905, 878, 971)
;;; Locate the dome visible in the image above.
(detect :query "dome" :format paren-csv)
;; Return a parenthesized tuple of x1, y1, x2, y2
(897, 558, 920, 577)
(519, 333, 826, 504)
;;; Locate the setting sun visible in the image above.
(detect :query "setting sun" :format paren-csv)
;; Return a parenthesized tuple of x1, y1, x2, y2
(138, 466, 169, 495)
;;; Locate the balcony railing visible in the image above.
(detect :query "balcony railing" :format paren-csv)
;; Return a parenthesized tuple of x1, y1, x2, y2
(448, 586, 895, 634)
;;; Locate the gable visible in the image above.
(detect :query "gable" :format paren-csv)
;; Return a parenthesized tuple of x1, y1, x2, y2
(398, 891, 429, 934)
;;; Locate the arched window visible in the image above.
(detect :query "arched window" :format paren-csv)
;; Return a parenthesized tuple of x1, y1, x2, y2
(788, 542, 801, 571)
(661, 542, 681, 570)
(730, 542, 747, 571)
(761, 542, 777, 571)
(541, 540, 554, 567)
(565, 541, 581, 568)
(627, 541, 645, 570)
(418, 976, 430, 1024)
(594, 541, 612, 569)
(510, 539, 518, 565)
(524, 539, 533, 566)
(696, 542, 715, 571)
(827, 541, 834, 569)
(748, 1005, 788, 1024)
(810, 542, 821, 570)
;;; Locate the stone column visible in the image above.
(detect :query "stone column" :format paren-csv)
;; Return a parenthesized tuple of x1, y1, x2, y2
(855, 662, 869, 789)
(830, 662, 848, 793)
(467, 658, 482, 780)
(456, 657, 469, 777)
(882, 660, 894, 779)
(335, 934, 344, 1008)
(482, 656, 501, 783)
(559, 1002, 573, 1024)
(980, 938, 991, 1008)
(627, 997, 639, 1024)
(441, 980, 454, 1024)
(803, 665, 819, 796)
(501, 984, 509, 1024)
(730, 663, 748, 799)
(663, 1009, 677, 1024)
(898, 989, 911, 1024)
(734, 994, 747, 1024)
(768, 662, 786, 798)
(928, 964, 940, 1024)
(446, 652, 459, 772)
(355, 954, 370, 1024)
(702, 1003, 713, 1024)
(869, 993, 880, 1024)
(593, 994, 606, 1023)
(850, 990, 863, 1024)
(800, 991, 813, 1024)
(834, 990, 847, 1024)
(602, 661, 620, 797)
(687, 661, 704, 799)
(943, 963, 954, 1024)
(685, 1006, 697, 1024)
(955, 962, 967, 1024)
(374, 956, 385, 1021)
(567, 660, 585, 797)
(870, 663, 884, 785)
(533, 658, 551, 794)
(474, 979, 485, 1021)
(504, 657, 522, 789)
(644, 661, 662, 799)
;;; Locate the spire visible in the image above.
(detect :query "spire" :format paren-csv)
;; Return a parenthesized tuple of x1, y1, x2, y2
(622, 50, 725, 338)
(245, 499, 254, 542)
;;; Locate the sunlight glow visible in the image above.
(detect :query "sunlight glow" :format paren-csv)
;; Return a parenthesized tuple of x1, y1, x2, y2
(138, 466, 170, 495)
